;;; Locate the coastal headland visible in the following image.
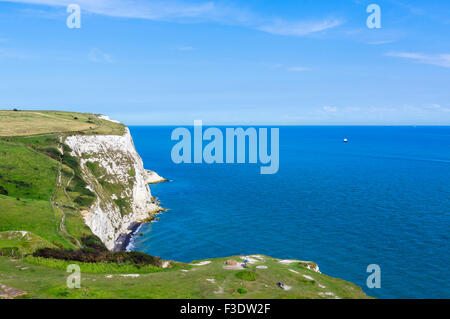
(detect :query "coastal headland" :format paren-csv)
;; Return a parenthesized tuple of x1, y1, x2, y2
(0, 110, 371, 299)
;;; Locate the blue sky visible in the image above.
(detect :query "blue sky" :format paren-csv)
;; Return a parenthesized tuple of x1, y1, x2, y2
(0, 0, 449, 125)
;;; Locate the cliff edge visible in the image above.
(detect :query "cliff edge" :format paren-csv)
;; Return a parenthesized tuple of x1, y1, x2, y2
(65, 121, 163, 250)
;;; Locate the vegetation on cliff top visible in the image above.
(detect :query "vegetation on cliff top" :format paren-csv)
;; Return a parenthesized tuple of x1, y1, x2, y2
(0, 254, 371, 299)
(0, 110, 125, 137)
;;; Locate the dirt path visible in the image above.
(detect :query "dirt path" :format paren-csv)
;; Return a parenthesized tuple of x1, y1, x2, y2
(51, 162, 81, 248)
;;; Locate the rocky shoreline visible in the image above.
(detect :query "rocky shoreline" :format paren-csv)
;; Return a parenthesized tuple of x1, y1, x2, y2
(113, 173, 168, 252)
(113, 222, 142, 252)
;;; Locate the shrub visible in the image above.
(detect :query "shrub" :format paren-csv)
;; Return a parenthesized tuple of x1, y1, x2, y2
(62, 153, 79, 170)
(0, 185, 8, 195)
(32, 247, 162, 267)
(68, 176, 95, 197)
(86, 161, 99, 175)
(74, 195, 95, 207)
(25, 257, 164, 274)
(237, 288, 247, 294)
(62, 143, 72, 153)
(39, 147, 61, 160)
(81, 235, 107, 251)
(114, 198, 130, 215)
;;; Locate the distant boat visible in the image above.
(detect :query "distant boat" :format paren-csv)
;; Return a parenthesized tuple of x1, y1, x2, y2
(343, 138, 348, 143)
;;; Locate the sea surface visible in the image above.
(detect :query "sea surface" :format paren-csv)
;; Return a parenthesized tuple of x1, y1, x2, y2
(128, 126, 450, 299)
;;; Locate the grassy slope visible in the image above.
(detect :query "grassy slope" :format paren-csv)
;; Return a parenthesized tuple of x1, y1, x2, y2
(0, 196, 67, 248)
(0, 111, 126, 252)
(0, 256, 370, 299)
(0, 232, 55, 255)
(0, 137, 58, 200)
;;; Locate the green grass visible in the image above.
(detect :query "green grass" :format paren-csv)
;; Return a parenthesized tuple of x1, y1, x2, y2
(0, 255, 371, 299)
(0, 231, 55, 255)
(0, 110, 125, 137)
(236, 270, 259, 281)
(24, 257, 166, 274)
(0, 138, 58, 201)
(0, 195, 69, 248)
(237, 288, 247, 294)
(0, 114, 101, 251)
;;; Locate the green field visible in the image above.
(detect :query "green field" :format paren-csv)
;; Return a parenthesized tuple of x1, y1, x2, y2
(0, 255, 370, 299)
(0, 137, 58, 201)
(0, 110, 125, 136)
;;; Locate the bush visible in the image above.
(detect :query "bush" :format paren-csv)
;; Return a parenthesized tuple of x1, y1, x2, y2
(73, 195, 95, 207)
(237, 288, 247, 294)
(62, 153, 79, 170)
(114, 198, 130, 215)
(62, 143, 72, 153)
(86, 161, 99, 175)
(25, 257, 163, 274)
(81, 235, 107, 251)
(0, 185, 8, 196)
(235, 271, 258, 281)
(32, 247, 162, 267)
(39, 147, 61, 160)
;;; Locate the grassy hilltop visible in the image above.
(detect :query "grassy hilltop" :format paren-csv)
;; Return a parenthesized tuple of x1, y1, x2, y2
(0, 110, 125, 136)
(0, 110, 125, 252)
(0, 110, 370, 299)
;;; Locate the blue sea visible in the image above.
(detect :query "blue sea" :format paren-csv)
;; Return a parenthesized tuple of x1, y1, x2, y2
(128, 126, 450, 299)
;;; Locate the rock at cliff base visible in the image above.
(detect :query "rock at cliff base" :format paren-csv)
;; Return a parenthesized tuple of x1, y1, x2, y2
(145, 170, 167, 184)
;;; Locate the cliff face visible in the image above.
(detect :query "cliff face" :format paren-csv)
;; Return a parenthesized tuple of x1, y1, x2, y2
(65, 128, 160, 250)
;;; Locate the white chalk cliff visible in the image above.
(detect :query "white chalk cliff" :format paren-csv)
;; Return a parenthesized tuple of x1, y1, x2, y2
(65, 127, 162, 250)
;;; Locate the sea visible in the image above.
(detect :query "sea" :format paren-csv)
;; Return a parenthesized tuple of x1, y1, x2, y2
(127, 126, 450, 299)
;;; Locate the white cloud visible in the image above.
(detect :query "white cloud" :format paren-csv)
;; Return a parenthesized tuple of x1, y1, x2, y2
(343, 107, 361, 112)
(367, 40, 396, 45)
(177, 46, 195, 51)
(4, 0, 220, 20)
(425, 103, 442, 109)
(288, 66, 310, 72)
(258, 19, 343, 36)
(5, 0, 343, 37)
(88, 48, 114, 63)
(424, 104, 450, 112)
(386, 52, 450, 68)
(323, 106, 338, 112)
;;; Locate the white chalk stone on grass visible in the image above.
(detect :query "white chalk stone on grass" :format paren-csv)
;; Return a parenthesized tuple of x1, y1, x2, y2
(256, 265, 268, 269)
(121, 274, 140, 278)
(190, 261, 211, 266)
